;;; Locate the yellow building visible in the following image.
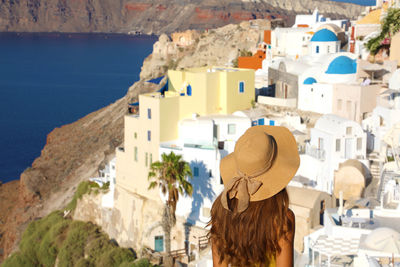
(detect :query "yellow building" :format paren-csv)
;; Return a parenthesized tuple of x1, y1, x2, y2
(113, 67, 254, 252)
(116, 66, 254, 197)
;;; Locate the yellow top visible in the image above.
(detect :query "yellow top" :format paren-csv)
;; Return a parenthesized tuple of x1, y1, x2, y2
(254, 256, 276, 267)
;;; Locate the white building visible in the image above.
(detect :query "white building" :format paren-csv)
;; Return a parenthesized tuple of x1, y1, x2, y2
(293, 9, 349, 31)
(89, 157, 116, 208)
(296, 114, 367, 194)
(270, 27, 314, 58)
(363, 69, 400, 152)
(159, 114, 252, 227)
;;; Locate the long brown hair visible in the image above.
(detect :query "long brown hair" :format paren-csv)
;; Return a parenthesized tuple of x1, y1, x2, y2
(209, 188, 293, 266)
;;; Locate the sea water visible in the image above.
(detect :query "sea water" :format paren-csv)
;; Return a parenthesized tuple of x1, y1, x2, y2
(331, 0, 376, 6)
(0, 33, 157, 183)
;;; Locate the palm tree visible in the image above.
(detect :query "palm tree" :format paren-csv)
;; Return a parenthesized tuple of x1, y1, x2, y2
(366, 8, 400, 55)
(148, 151, 193, 258)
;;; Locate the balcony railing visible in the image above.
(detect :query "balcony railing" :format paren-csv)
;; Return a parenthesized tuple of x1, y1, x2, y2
(305, 143, 325, 161)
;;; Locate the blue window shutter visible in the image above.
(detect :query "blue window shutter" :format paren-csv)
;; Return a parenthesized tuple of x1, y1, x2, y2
(147, 108, 151, 119)
(193, 167, 199, 177)
(147, 130, 151, 141)
(316, 46, 319, 54)
(269, 120, 275, 126)
(239, 82, 244, 93)
(258, 118, 265, 125)
(187, 85, 192, 96)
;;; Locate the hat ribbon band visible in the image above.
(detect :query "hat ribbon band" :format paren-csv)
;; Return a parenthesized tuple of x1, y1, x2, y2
(221, 165, 271, 213)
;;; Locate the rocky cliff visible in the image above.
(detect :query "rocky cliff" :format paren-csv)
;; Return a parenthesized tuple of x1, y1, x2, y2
(0, 19, 275, 261)
(0, 0, 363, 34)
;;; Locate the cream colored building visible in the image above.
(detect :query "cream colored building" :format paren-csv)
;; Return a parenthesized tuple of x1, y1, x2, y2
(390, 31, 400, 66)
(287, 186, 334, 252)
(114, 66, 255, 252)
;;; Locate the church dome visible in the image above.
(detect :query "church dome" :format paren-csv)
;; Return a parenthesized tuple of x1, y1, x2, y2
(303, 77, 317, 85)
(311, 29, 338, 42)
(325, 56, 357, 75)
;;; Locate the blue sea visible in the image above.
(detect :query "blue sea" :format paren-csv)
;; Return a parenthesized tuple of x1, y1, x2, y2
(331, 0, 376, 5)
(0, 33, 157, 183)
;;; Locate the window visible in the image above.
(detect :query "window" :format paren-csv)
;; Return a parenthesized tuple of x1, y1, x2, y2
(134, 147, 138, 161)
(145, 153, 148, 167)
(186, 85, 192, 96)
(335, 139, 340, 152)
(346, 127, 352, 135)
(147, 130, 151, 141)
(134, 132, 137, 139)
(193, 167, 199, 177)
(327, 46, 330, 53)
(357, 138, 362, 150)
(150, 153, 153, 165)
(239, 81, 245, 93)
(346, 100, 351, 112)
(337, 99, 342, 110)
(218, 141, 224, 150)
(316, 45, 320, 54)
(228, 124, 236, 135)
(147, 108, 151, 119)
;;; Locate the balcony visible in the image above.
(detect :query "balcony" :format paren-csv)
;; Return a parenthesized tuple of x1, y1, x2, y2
(305, 143, 325, 161)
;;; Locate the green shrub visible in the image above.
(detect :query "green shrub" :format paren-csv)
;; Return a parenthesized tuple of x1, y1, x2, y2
(65, 181, 99, 211)
(2, 182, 149, 267)
(1, 252, 33, 267)
(76, 258, 94, 267)
(97, 247, 136, 267)
(130, 258, 153, 267)
(57, 221, 96, 267)
(101, 181, 110, 190)
(239, 49, 252, 57)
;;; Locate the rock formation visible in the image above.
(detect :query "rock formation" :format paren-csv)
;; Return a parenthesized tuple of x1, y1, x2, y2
(0, 14, 353, 261)
(0, 0, 363, 34)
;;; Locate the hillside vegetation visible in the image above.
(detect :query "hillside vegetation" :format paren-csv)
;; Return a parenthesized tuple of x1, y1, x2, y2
(1, 183, 155, 267)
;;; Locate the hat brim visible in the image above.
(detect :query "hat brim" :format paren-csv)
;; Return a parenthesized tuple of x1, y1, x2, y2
(220, 126, 300, 201)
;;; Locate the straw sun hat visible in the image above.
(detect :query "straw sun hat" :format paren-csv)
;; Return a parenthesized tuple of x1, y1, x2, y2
(220, 125, 300, 213)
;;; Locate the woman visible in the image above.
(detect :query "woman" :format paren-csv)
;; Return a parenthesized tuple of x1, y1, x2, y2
(209, 125, 300, 267)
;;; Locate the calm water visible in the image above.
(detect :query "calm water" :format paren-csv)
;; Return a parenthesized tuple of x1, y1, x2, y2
(0, 33, 157, 183)
(331, 0, 376, 5)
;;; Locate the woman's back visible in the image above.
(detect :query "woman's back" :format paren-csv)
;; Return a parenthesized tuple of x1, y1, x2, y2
(209, 126, 299, 267)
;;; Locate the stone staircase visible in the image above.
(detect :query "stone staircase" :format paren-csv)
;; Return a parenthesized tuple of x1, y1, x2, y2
(364, 152, 383, 199)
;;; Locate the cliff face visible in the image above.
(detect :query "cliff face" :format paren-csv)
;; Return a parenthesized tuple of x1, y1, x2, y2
(0, 19, 272, 261)
(0, 0, 363, 34)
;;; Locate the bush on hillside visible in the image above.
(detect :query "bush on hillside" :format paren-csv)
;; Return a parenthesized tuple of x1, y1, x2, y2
(65, 181, 100, 211)
(2, 184, 155, 267)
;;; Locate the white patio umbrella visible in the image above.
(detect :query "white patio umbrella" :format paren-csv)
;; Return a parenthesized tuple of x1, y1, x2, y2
(383, 123, 400, 170)
(364, 228, 400, 267)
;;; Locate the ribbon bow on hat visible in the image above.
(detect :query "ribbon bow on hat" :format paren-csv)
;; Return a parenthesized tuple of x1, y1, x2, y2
(220, 169, 264, 213)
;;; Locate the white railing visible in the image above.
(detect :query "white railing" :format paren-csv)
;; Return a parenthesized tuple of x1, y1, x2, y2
(305, 143, 326, 161)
